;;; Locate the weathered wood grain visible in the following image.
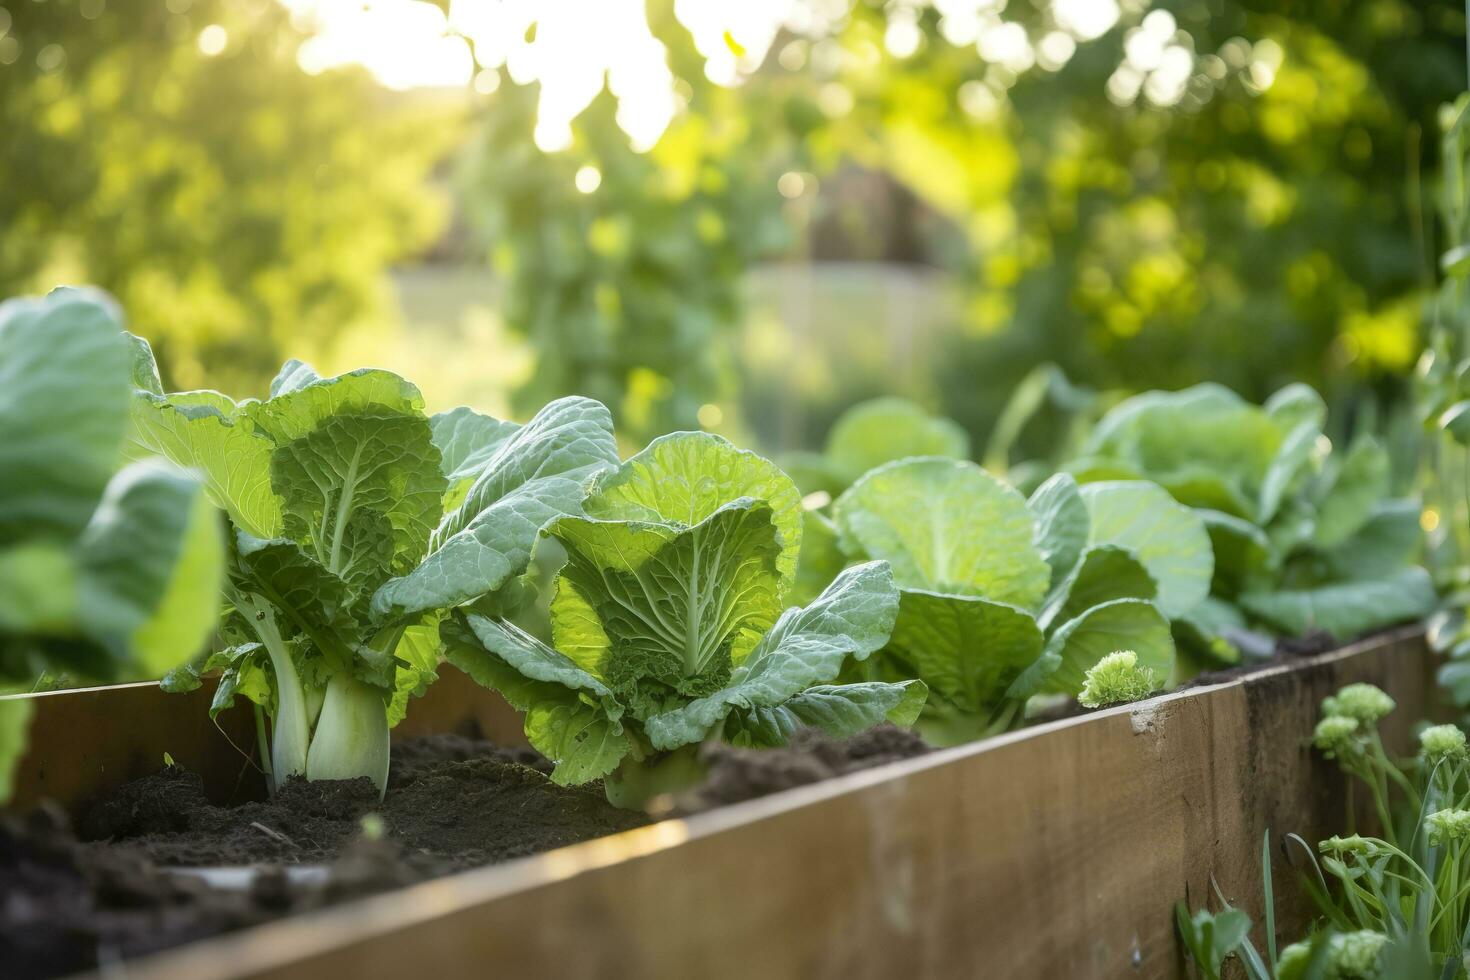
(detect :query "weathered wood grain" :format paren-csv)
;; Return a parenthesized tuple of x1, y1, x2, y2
(111, 628, 1433, 980)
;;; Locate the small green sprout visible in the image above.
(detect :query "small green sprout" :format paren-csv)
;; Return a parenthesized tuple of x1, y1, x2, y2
(1419, 724, 1467, 765)
(1078, 650, 1159, 709)
(1425, 808, 1470, 847)
(360, 813, 386, 841)
(1322, 684, 1395, 724)
(1320, 835, 1383, 858)
(163, 751, 177, 768)
(1313, 715, 1361, 758)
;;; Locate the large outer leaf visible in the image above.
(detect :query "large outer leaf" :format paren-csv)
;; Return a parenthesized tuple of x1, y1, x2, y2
(1199, 509, 1276, 597)
(430, 406, 520, 489)
(834, 458, 1050, 608)
(127, 334, 283, 540)
(1312, 438, 1389, 549)
(245, 365, 424, 442)
(824, 396, 969, 483)
(728, 679, 927, 746)
(269, 411, 444, 593)
(1323, 499, 1422, 579)
(642, 561, 899, 750)
(883, 588, 1044, 715)
(547, 500, 784, 706)
(1239, 566, 1436, 639)
(234, 532, 362, 659)
(1038, 545, 1157, 632)
(445, 614, 630, 785)
(1018, 598, 1175, 697)
(371, 397, 617, 620)
(0, 288, 129, 542)
(1086, 384, 1282, 500)
(584, 431, 803, 589)
(1028, 473, 1089, 583)
(76, 461, 224, 677)
(1080, 481, 1213, 618)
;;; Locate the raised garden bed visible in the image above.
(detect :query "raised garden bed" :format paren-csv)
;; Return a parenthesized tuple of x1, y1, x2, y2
(1, 627, 1432, 979)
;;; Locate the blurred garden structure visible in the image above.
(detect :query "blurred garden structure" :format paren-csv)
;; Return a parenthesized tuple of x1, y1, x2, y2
(1, 0, 1465, 451)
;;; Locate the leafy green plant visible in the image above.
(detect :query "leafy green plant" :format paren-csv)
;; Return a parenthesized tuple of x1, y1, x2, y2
(781, 396, 971, 498)
(1076, 383, 1434, 647)
(128, 344, 619, 795)
(442, 431, 925, 807)
(1180, 685, 1470, 979)
(802, 457, 1208, 745)
(0, 288, 224, 800)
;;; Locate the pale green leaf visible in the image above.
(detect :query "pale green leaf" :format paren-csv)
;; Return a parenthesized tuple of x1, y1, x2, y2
(1021, 598, 1175, 697)
(834, 457, 1050, 608)
(0, 698, 34, 803)
(825, 396, 969, 483)
(0, 288, 130, 542)
(1028, 473, 1089, 583)
(584, 431, 803, 588)
(1039, 545, 1156, 632)
(729, 679, 927, 746)
(882, 588, 1043, 715)
(1239, 566, 1435, 639)
(1080, 481, 1213, 618)
(642, 561, 899, 750)
(76, 461, 224, 678)
(1312, 438, 1389, 548)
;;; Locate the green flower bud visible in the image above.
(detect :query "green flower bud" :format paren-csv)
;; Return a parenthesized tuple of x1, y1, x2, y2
(1322, 683, 1395, 724)
(1425, 808, 1470, 847)
(1313, 715, 1361, 759)
(1327, 929, 1386, 977)
(1078, 650, 1159, 709)
(1319, 834, 1382, 858)
(1419, 724, 1467, 765)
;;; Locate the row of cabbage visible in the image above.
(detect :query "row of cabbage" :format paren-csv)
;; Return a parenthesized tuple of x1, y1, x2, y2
(0, 288, 1436, 807)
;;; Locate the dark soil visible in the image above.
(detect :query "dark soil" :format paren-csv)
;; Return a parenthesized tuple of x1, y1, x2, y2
(2, 728, 927, 979)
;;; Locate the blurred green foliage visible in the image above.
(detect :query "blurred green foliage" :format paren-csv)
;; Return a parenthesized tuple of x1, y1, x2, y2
(462, 0, 1465, 451)
(0, 0, 453, 394)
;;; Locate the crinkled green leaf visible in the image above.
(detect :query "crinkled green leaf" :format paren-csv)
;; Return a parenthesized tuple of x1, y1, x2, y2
(642, 561, 899, 750)
(1080, 481, 1213, 618)
(429, 406, 520, 504)
(1312, 438, 1389, 549)
(127, 334, 283, 540)
(245, 365, 424, 442)
(728, 679, 927, 747)
(269, 410, 444, 594)
(443, 615, 630, 784)
(834, 457, 1050, 608)
(1038, 545, 1156, 632)
(1028, 473, 1089, 583)
(234, 532, 361, 657)
(1239, 566, 1435, 640)
(76, 461, 225, 678)
(373, 397, 618, 620)
(0, 288, 130, 542)
(825, 396, 969, 483)
(584, 431, 803, 588)
(882, 588, 1043, 716)
(1015, 598, 1174, 698)
(548, 500, 784, 714)
(387, 617, 441, 727)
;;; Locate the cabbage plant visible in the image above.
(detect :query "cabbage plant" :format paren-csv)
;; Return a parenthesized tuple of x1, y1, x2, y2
(816, 458, 1211, 744)
(444, 432, 926, 807)
(1075, 383, 1434, 645)
(0, 289, 224, 799)
(128, 348, 618, 794)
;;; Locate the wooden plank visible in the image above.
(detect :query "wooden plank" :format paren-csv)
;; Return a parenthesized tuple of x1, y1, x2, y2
(3, 665, 524, 817)
(114, 628, 1433, 980)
